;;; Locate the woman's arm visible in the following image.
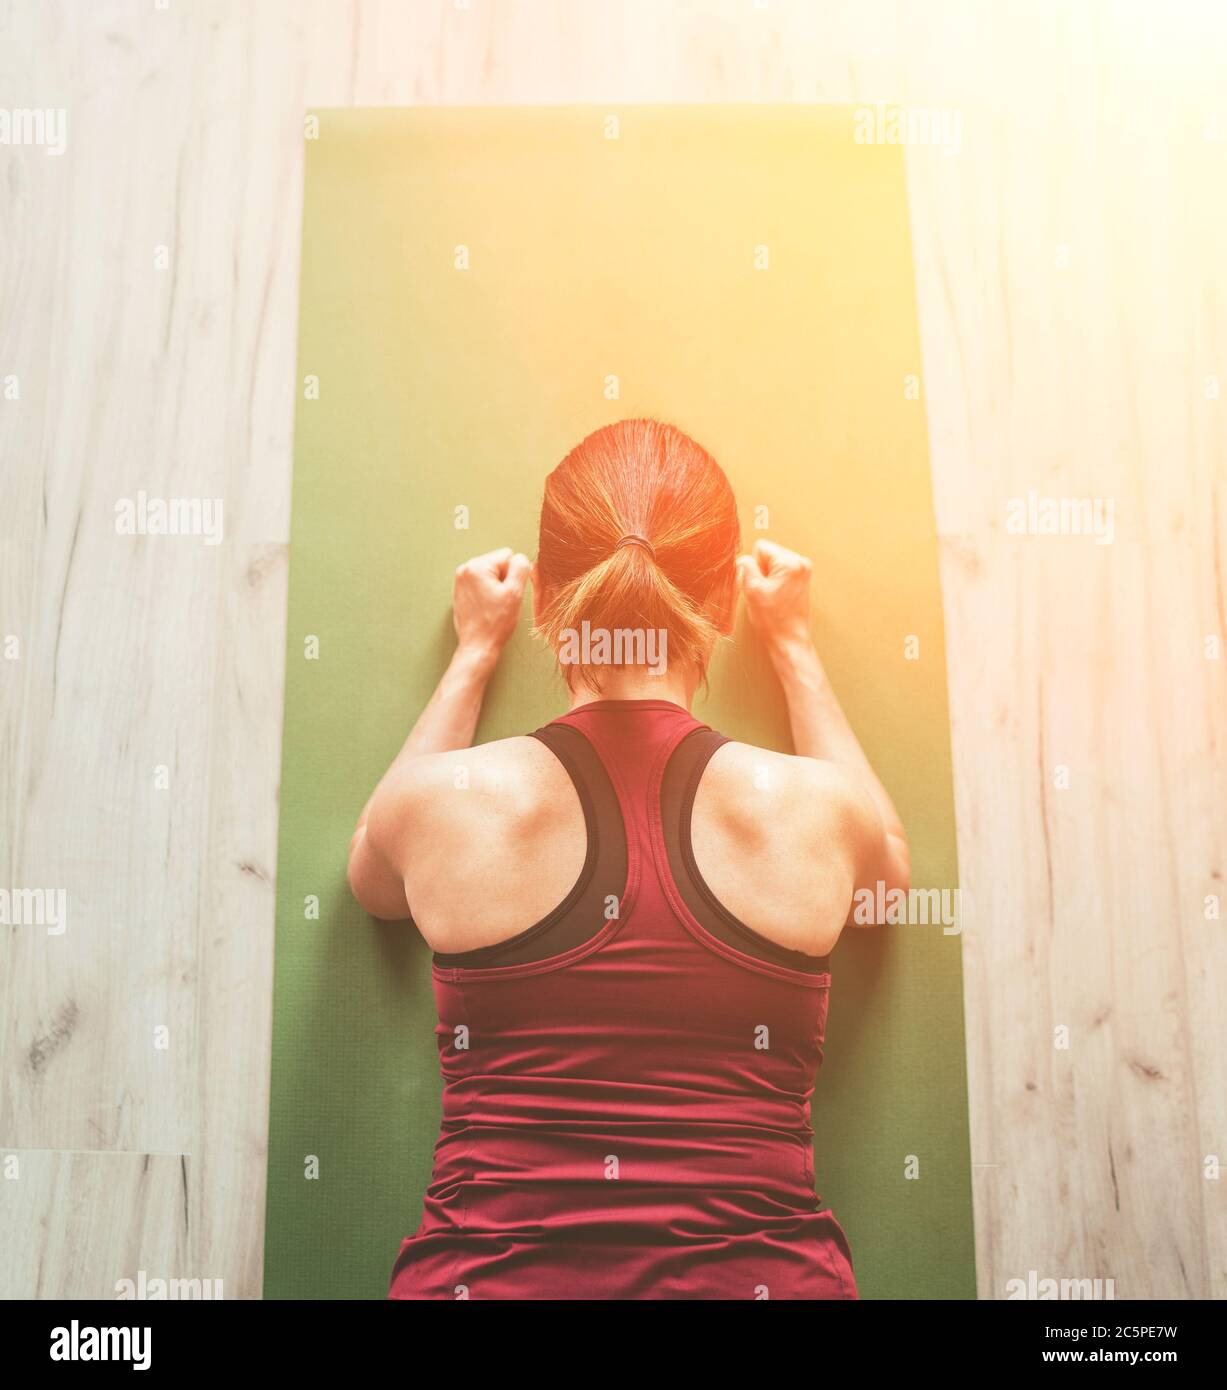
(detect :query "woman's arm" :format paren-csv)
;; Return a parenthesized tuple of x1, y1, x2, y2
(347, 547, 531, 919)
(737, 539, 911, 913)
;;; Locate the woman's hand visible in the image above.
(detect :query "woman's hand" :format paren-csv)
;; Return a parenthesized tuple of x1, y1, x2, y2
(736, 539, 814, 655)
(453, 546, 532, 666)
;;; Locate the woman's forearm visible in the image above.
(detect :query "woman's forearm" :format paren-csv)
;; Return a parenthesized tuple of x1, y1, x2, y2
(347, 548, 530, 918)
(767, 632, 908, 852)
(355, 642, 497, 830)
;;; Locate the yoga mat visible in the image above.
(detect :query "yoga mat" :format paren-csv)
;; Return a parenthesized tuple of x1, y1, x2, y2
(265, 105, 975, 1299)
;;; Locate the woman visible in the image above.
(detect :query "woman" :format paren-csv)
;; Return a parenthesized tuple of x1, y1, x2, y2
(348, 418, 910, 1300)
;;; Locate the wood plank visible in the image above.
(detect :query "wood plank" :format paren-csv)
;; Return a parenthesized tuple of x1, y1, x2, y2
(1, 0, 1223, 1301)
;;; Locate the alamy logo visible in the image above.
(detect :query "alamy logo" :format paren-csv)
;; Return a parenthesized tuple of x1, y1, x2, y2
(0, 107, 67, 155)
(850, 882, 962, 935)
(49, 1322, 151, 1370)
(0, 887, 66, 936)
(115, 492, 224, 546)
(853, 101, 963, 155)
(115, 1270, 224, 1300)
(1006, 491, 1115, 545)
(557, 621, 667, 676)
(1006, 1270, 1116, 1300)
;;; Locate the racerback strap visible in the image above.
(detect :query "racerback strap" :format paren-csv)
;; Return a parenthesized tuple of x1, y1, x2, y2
(658, 728, 832, 975)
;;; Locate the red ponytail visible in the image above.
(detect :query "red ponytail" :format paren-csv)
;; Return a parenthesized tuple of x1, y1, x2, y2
(534, 419, 739, 690)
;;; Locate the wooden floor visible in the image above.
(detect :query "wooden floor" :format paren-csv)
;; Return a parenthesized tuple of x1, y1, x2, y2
(1, 0, 1224, 1300)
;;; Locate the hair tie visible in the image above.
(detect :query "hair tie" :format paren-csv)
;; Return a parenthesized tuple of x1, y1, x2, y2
(613, 532, 656, 560)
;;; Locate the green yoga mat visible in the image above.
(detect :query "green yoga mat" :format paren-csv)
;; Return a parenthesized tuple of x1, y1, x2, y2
(265, 105, 975, 1300)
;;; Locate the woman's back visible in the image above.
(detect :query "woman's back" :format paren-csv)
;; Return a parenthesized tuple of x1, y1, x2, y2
(380, 709, 868, 964)
(348, 418, 910, 1299)
(387, 698, 857, 1300)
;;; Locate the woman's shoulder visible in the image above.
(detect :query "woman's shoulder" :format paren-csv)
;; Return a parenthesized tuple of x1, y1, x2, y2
(378, 736, 571, 824)
(686, 741, 876, 955)
(700, 740, 876, 840)
(705, 740, 859, 796)
(370, 736, 586, 950)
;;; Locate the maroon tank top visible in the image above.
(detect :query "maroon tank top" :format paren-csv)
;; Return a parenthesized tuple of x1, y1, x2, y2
(388, 698, 857, 1300)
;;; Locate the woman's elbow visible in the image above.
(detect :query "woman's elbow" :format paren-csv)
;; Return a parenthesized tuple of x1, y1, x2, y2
(347, 821, 412, 921)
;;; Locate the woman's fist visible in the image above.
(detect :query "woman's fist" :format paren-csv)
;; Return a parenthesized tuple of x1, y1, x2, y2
(736, 539, 814, 650)
(453, 547, 532, 660)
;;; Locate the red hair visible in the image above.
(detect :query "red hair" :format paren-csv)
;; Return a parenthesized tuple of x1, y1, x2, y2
(534, 419, 739, 690)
